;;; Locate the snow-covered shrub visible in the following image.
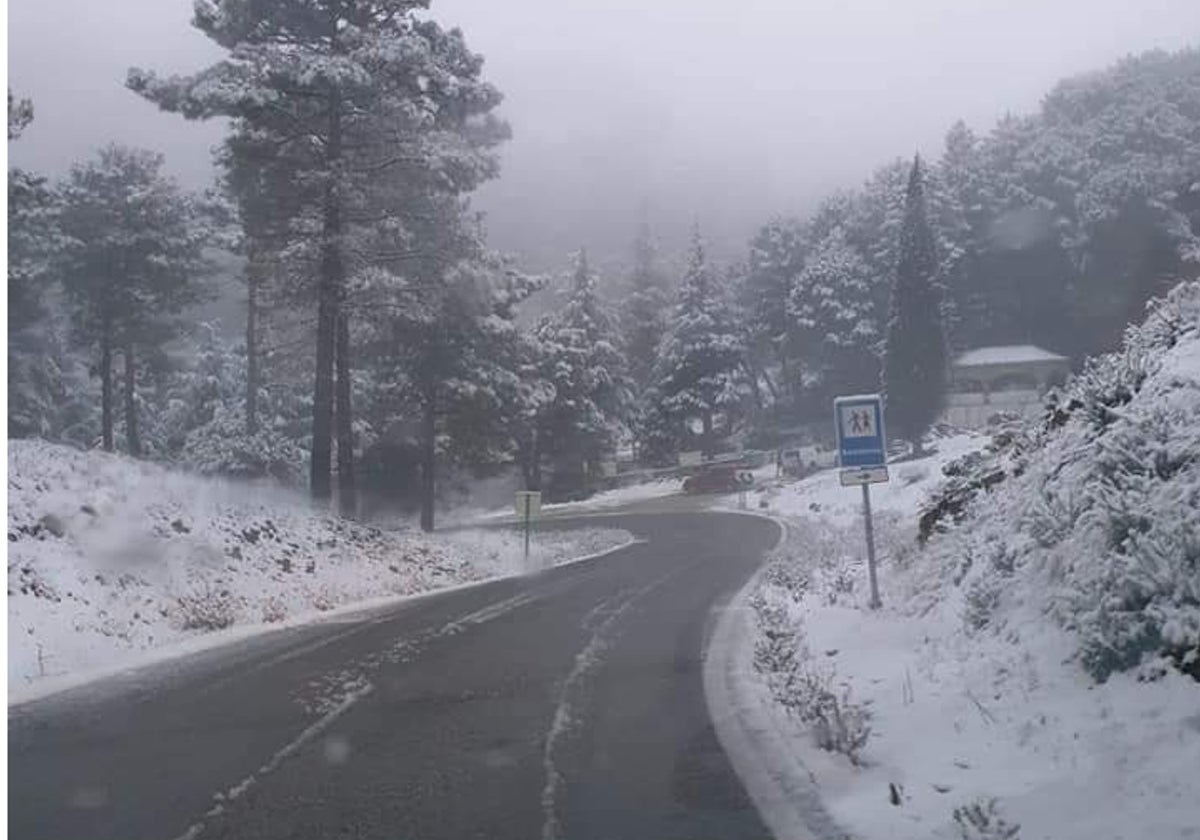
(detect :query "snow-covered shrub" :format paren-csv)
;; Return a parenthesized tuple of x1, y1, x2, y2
(181, 407, 307, 486)
(759, 547, 810, 598)
(751, 581, 873, 764)
(751, 589, 804, 679)
(175, 584, 236, 631)
(924, 280, 1200, 682)
(809, 683, 872, 765)
(952, 797, 1021, 840)
(260, 596, 288, 624)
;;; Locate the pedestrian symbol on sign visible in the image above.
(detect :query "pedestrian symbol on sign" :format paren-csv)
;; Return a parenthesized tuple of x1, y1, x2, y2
(840, 405, 876, 438)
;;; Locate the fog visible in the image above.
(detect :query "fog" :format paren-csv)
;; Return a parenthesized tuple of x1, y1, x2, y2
(9, 0, 1200, 271)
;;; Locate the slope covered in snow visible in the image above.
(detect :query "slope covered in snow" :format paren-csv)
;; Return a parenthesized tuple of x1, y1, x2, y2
(745, 282, 1200, 840)
(8, 441, 632, 697)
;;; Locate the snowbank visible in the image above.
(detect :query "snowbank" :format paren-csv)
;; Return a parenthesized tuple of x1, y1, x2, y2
(8, 440, 632, 694)
(740, 282, 1200, 840)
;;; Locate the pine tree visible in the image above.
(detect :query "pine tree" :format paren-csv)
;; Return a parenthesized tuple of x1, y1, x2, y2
(742, 217, 806, 406)
(882, 156, 948, 454)
(788, 226, 880, 406)
(356, 190, 541, 529)
(619, 222, 668, 394)
(129, 0, 507, 512)
(58, 145, 211, 454)
(533, 250, 632, 499)
(7, 89, 69, 439)
(650, 227, 745, 457)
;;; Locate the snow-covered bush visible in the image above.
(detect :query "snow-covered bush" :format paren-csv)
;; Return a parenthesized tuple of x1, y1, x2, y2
(181, 407, 307, 485)
(174, 584, 236, 631)
(925, 280, 1200, 682)
(952, 798, 1021, 840)
(751, 577, 873, 764)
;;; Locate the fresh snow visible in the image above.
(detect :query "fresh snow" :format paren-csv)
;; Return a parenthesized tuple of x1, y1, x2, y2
(738, 430, 987, 528)
(731, 288, 1200, 840)
(8, 440, 633, 698)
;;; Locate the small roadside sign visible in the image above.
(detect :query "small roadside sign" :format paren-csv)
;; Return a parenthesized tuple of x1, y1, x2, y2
(834, 394, 887, 468)
(678, 450, 703, 468)
(839, 465, 890, 486)
(513, 490, 542, 519)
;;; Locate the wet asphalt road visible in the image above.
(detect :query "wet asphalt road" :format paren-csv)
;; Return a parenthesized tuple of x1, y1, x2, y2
(9, 511, 780, 840)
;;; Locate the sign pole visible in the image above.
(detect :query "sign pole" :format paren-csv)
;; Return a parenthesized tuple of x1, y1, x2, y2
(861, 482, 881, 609)
(523, 496, 531, 563)
(834, 393, 888, 610)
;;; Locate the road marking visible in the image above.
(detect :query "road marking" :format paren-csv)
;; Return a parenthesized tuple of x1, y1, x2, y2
(538, 568, 684, 840)
(169, 682, 375, 840)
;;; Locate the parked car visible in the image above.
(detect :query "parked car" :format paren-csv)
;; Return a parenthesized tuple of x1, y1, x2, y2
(682, 464, 754, 494)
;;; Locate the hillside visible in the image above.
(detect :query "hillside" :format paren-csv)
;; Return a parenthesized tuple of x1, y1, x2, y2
(7, 441, 631, 698)
(747, 281, 1200, 839)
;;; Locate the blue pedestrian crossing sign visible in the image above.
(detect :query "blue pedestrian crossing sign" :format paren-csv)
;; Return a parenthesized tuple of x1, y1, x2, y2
(834, 394, 887, 469)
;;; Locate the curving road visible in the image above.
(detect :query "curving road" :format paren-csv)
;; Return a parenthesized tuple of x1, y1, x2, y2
(9, 511, 780, 840)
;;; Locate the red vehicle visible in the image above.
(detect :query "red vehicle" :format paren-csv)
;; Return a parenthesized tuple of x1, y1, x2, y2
(682, 463, 755, 494)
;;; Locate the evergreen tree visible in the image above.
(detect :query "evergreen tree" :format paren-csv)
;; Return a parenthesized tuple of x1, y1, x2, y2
(619, 222, 668, 394)
(533, 250, 631, 499)
(742, 217, 805, 404)
(356, 190, 542, 529)
(650, 227, 745, 457)
(7, 89, 70, 439)
(130, 0, 507, 512)
(58, 145, 211, 454)
(882, 156, 948, 454)
(788, 226, 880, 406)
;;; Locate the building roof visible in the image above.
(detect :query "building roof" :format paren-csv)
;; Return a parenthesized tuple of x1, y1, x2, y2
(954, 344, 1069, 367)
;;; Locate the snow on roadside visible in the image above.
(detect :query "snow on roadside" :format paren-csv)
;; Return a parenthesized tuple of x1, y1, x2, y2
(736, 283, 1200, 840)
(7, 440, 632, 694)
(463, 475, 684, 522)
(736, 429, 986, 527)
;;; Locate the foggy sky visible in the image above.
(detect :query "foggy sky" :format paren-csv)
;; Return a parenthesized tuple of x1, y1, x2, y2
(9, 0, 1200, 273)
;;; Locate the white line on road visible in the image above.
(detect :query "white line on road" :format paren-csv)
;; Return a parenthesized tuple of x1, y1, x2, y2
(169, 682, 375, 840)
(538, 567, 684, 840)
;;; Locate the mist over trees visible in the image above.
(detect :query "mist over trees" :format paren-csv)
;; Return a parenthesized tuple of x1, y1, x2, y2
(8, 32, 1200, 516)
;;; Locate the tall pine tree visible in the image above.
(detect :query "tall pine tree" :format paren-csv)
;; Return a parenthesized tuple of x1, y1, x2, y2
(788, 226, 879, 406)
(619, 222, 668, 394)
(58, 145, 211, 455)
(129, 0, 506, 513)
(650, 227, 745, 457)
(533, 250, 631, 499)
(882, 155, 948, 454)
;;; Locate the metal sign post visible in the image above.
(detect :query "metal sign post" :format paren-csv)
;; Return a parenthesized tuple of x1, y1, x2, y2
(834, 394, 888, 609)
(513, 491, 542, 568)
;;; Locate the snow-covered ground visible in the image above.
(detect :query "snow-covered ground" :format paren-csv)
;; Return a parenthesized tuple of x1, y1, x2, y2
(8, 440, 633, 698)
(739, 430, 986, 528)
(463, 475, 684, 523)
(739, 283, 1200, 840)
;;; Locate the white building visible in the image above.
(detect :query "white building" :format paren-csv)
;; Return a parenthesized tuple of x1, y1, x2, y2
(943, 344, 1070, 429)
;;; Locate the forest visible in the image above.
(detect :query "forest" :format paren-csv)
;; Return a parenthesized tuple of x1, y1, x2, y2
(7, 3, 1199, 523)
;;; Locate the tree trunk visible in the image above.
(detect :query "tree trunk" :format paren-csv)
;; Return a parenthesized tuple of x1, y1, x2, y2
(123, 340, 141, 457)
(310, 87, 343, 504)
(419, 385, 436, 533)
(245, 251, 261, 436)
(100, 329, 114, 452)
(335, 312, 356, 518)
(778, 343, 790, 404)
(702, 412, 714, 457)
(745, 361, 765, 412)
